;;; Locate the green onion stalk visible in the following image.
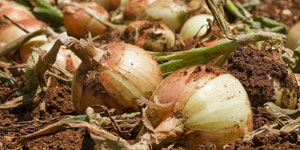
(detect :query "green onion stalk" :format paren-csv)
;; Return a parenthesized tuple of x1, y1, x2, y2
(224, 0, 287, 33)
(18, 0, 64, 29)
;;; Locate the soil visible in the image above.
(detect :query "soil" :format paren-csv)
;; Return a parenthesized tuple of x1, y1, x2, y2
(0, 82, 96, 149)
(224, 45, 300, 108)
(236, 0, 300, 27)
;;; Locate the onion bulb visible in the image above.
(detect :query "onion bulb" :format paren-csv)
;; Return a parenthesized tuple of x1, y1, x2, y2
(124, 0, 187, 31)
(40, 42, 81, 73)
(147, 65, 253, 149)
(0, 0, 35, 25)
(144, 0, 187, 31)
(179, 14, 213, 41)
(286, 22, 300, 50)
(122, 20, 175, 52)
(0, 19, 48, 63)
(61, 37, 162, 114)
(61, 2, 109, 38)
(123, 0, 154, 20)
(92, 0, 121, 10)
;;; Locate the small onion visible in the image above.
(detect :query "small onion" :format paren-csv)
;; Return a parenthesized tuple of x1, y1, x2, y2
(124, 0, 187, 31)
(40, 42, 81, 73)
(0, 19, 48, 63)
(123, 0, 154, 20)
(93, 0, 121, 10)
(147, 65, 253, 149)
(179, 14, 213, 41)
(62, 2, 109, 38)
(0, 0, 35, 24)
(144, 0, 187, 31)
(286, 22, 300, 50)
(122, 20, 175, 52)
(68, 40, 162, 114)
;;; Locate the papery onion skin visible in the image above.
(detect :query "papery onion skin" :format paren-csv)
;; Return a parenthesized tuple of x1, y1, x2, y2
(72, 42, 162, 114)
(286, 22, 300, 50)
(62, 2, 109, 38)
(122, 20, 175, 52)
(148, 65, 253, 149)
(179, 14, 213, 41)
(0, 19, 48, 63)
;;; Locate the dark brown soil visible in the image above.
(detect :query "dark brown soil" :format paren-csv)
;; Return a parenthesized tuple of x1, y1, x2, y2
(236, 0, 300, 27)
(224, 45, 300, 108)
(224, 130, 300, 150)
(0, 82, 95, 149)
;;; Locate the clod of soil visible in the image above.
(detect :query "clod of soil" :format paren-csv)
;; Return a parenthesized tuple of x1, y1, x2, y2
(224, 45, 300, 108)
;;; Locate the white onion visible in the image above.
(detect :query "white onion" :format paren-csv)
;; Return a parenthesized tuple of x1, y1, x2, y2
(122, 20, 175, 52)
(60, 37, 163, 114)
(147, 65, 253, 149)
(286, 22, 300, 50)
(144, 0, 187, 31)
(62, 2, 109, 38)
(179, 14, 213, 41)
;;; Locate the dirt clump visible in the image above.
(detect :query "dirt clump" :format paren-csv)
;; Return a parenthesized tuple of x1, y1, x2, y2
(224, 45, 300, 108)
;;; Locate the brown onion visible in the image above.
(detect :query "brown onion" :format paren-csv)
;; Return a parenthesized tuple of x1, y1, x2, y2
(62, 2, 109, 38)
(0, 19, 48, 62)
(0, 0, 35, 24)
(286, 22, 300, 50)
(122, 20, 175, 52)
(147, 65, 253, 149)
(93, 0, 121, 10)
(123, 0, 154, 20)
(59, 35, 162, 114)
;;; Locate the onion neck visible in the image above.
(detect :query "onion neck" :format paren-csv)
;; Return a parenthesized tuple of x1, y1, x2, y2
(59, 33, 99, 68)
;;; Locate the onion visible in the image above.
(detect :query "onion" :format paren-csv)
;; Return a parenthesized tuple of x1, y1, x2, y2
(93, 0, 121, 10)
(144, 0, 187, 31)
(179, 14, 213, 41)
(147, 65, 253, 149)
(124, 0, 187, 31)
(123, 0, 154, 20)
(61, 2, 109, 38)
(286, 22, 300, 50)
(40, 42, 81, 73)
(59, 35, 163, 114)
(0, 0, 35, 24)
(0, 19, 48, 63)
(122, 20, 175, 52)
